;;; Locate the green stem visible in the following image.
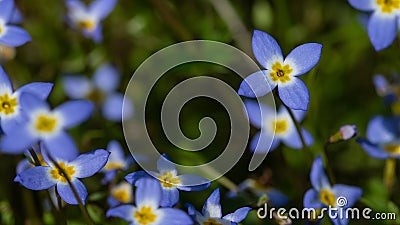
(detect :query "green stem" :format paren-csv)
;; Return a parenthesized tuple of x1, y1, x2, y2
(323, 142, 336, 184)
(384, 158, 396, 196)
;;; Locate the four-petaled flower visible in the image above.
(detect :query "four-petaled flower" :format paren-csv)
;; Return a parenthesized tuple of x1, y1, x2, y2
(107, 178, 193, 225)
(303, 156, 362, 225)
(62, 63, 134, 122)
(0, 0, 31, 47)
(245, 100, 313, 153)
(358, 115, 400, 159)
(1, 93, 93, 160)
(348, 0, 400, 51)
(65, 0, 117, 43)
(238, 30, 322, 111)
(101, 140, 134, 183)
(125, 154, 211, 207)
(187, 188, 251, 225)
(15, 149, 110, 205)
(0, 66, 53, 134)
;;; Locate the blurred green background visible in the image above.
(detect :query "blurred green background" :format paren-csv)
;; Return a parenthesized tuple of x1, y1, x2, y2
(1, 0, 400, 224)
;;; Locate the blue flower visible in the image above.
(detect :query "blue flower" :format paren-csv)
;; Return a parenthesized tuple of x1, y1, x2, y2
(125, 154, 211, 207)
(245, 100, 313, 153)
(0, 93, 93, 160)
(238, 30, 322, 110)
(303, 156, 362, 225)
(0, 0, 31, 47)
(15, 149, 110, 205)
(348, 0, 400, 51)
(66, 0, 117, 43)
(62, 63, 134, 122)
(373, 74, 399, 105)
(101, 140, 133, 183)
(358, 116, 400, 159)
(187, 188, 251, 225)
(107, 181, 133, 207)
(107, 178, 193, 225)
(0, 66, 53, 133)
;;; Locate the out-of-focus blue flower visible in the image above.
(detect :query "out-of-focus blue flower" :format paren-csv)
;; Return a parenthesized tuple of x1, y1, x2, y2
(348, 0, 400, 51)
(238, 30, 322, 111)
(101, 140, 133, 183)
(62, 63, 134, 122)
(0, 66, 53, 133)
(65, 0, 117, 43)
(303, 156, 362, 225)
(125, 154, 210, 207)
(358, 116, 400, 159)
(15, 149, 110, 205)
(187, 188, 251, 225)
(107, 181, 133, 207)
(0, 93, 93, 160)
(107, 178, 193, 225)
(0, 0, 31, 47)
(373, 74, 400, 104)
(245, 100, 313, 153)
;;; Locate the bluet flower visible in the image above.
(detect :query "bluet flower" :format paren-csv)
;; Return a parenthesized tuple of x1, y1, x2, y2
(101, 140, 133, 183)
(108, 181, 133, 207)
(0, 0, 31, 47)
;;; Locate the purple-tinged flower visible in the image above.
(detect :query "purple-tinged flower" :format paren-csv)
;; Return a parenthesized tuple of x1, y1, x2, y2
(62, 63, 134, 122)
(0, 66, 53, 133)
(373, 74, 400, 104)
(245, 100, 313, 153)
(125, 154, 210, 207)
(358, 116, 400, 159)
(65, 0, 117, 43)
(329, 125, 358, 143)
(101, 140, 133, 183)
(304, 156, 362, 225)
(0, 0, 31, 47)
(0, 93, 93, 160)
(187, 189, 251, 225)
(108, 181, 133, 207)
(107, 178, 193, 225)
(238, 30, 322, 110)
(15, 149, 110, 205)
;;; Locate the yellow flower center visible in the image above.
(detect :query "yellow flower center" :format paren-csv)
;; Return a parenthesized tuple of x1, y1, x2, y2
(77, 19, 96, 31)
(383, 144, 400, 155)
(157, 172, 180, 188)
(0, 94, 17, 115)
(203, 218, 223, 225)
(269, 62, 292, 83)
(112, 189, 131, 203)
(50, 162, 76, 183)
(134, 206, 157, 225)
(319, 189, 336, 206)
(272, 119, 288, 134)
(377, 0, 400, 13)
(104, 162, 125, 170)
(0, 26, 3, 35)
(35, 114, 58, 133)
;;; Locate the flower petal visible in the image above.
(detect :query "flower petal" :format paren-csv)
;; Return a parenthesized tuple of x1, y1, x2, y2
(106, 205, 135, 222)
(202, 188, 222, 218)
(252, 30, 283, 69)
(19, 93, 50, 113)
(281, 128, 314, 149)
(89, 0, 117, 20)
(177, 174, 210, 191)
(222, 207, 251, 223)
(249, 131, 276, 153)
(310, 156, 331, 191)
(66, 0, 86, 12)
(303, 189, 324, 209)
(10, 7, 23, 24)
(160, 187, 179, 207)
(278, 106, 307, 123)
(0, 66, 13, 91)
(284, 43, 322, 76)
(124, 171, 150, 184)
(278, 78, 310, 111)
(348, 0, 376, 11)
(366, 116, 397, 144)
(17, 82, 54, 100)
(72, 149, 110, 178)
(0, 25, 31, 47)
(102, 93, 133, 122)
(61, 75, 92, 99)
(0, 0, 14, 22)
(244, 100, 275, 129)
(357, 138, 391, 159)
(55, 100, 93, 128)
(238, 70, 275, 98)
(368, 12, 397, 51)
(42, 131, 79, 161)
(332, 184, 362, 208)
(15, 166, 56, 190)
(1, 125, 36, 154)
(266, 189, 289, 207)
(93, 63, 120, 93)
(57, 179, 88, 205)
(135, 178, 162, 208)
(158, 208, 193, 225)
(157, 154, 176, 174)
